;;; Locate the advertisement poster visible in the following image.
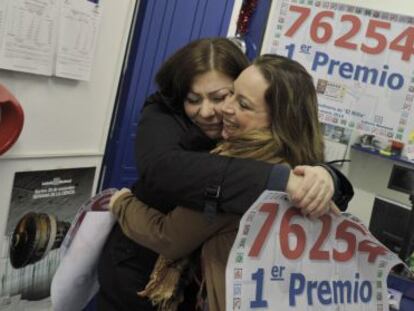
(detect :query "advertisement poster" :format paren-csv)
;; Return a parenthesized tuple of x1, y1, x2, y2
(0, 167, 95, 310)
(261, 0, 414, 143)
(226, 191, 403, 310)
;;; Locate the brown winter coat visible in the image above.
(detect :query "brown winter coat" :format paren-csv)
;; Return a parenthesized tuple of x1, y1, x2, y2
(112, 191, 239, 311)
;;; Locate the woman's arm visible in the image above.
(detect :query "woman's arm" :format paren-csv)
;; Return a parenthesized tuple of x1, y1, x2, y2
(134, 95, 286, 213)
(134, 94, 353, 215)
(290, 165, 354, 216)
(110, 189, 237, 261)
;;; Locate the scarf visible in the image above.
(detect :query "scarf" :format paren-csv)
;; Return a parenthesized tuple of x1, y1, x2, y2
(138, 129, 283, 310)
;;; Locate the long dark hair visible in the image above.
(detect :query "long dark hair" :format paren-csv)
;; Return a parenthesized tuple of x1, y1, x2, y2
(252, 54, 324, 166)
(156, 38, 249, 112)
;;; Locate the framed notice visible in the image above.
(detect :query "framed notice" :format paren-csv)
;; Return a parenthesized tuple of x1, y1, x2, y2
(262, 0, 414, 144)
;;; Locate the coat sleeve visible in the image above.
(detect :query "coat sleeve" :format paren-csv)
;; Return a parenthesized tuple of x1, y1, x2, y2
(134, 95, 353, 214)
(318, 164, 354, 211)
(134, 99, 290, 214)
(111, 192, 237, 261)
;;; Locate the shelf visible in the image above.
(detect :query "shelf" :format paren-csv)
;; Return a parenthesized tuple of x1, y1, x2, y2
(351, 144, 414, 166)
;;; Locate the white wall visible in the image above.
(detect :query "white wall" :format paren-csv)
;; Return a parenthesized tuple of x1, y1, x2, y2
(0, 0, 136, 254)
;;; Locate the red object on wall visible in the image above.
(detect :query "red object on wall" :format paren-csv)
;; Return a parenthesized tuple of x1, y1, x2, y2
(0, 84, 24, 155)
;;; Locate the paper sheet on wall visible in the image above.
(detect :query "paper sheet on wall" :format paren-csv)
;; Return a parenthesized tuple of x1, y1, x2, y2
(0, 0, 7, 50)
(261, 0, 414, 144)
(321, 122, 352, 163)
(55, 0, 102, 81)
(0, 0, 59, 76)
(226, 191, 405, 311)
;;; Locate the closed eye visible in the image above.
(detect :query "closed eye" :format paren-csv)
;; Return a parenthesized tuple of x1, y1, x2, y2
(211, 94, 229, 103)
(186, 94, 201, 104)
(238, 97, 251, 110)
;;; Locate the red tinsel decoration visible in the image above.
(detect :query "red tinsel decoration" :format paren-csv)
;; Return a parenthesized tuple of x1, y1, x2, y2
(236, 0, 259, 35)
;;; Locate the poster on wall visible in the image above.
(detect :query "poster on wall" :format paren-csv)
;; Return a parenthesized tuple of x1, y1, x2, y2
(261, 0, 414, 143)
(0, 0, 59, 76)
(55, 0, 103, 81)
(0, 167, 95, 310)
(0, 0, 102, 80)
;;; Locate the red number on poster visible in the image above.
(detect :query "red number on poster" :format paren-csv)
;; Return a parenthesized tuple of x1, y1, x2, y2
(309, 214, 332, 260)
(285, 5, 311, 37)
(249, 203, 279, 257)
(310, 10, 334, 43)
(280, 207, 306, 259)
(284, 5, 414, 61)
(333, 219, 366, 261)
(361, 20, 390, 54)
(334, 14, 361, 50)
(358, 240, 388, 263)
(248, 205, 388, 263)
(389, 26, 414, 61)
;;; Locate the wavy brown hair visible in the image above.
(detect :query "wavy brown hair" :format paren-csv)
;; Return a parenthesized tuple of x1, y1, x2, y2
(252, 54, 324, 166)
(155, 38, 249, 113)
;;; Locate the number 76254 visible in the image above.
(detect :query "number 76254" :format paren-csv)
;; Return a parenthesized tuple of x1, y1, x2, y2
(248, 203, 388, 263)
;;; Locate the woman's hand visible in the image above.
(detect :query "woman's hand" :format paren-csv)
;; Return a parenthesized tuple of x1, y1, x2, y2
(109, 188, 131, 211)
(286, 166, 335, 218)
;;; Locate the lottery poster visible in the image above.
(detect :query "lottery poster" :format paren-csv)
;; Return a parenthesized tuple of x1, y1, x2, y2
(226, 191, 404, 310)
(261, 0, 414, 143)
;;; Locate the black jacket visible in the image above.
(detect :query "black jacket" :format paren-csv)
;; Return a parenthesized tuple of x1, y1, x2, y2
(132, 92, 353, 214)
(97, 92, 354, 311)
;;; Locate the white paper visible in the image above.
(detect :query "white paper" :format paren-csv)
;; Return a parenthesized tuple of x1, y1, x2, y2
(321, 122, 352, 163)
(0, 0, 8, 49)
(55, 0, 102, 81)
(51, 211, 115, 311)
(226, 191, 404, 311)
(0, 0, 59, 76)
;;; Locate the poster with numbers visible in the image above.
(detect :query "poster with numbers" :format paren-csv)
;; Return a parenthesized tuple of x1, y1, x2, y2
(226, 191, 404, 310)
(261, 0, 414, 144)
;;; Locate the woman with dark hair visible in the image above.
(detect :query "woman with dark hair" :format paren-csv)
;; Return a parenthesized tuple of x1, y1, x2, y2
(97, 38, 353, 310)
(110, 54, 341, 311)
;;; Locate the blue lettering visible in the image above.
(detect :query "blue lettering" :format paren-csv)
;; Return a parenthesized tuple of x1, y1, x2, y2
(307, 281, 318, 305)
(379, 65, 389, 86)
(318, 281, 332, 305)
(333, 280, 352, 303)
(312, 51, 329, 71)
(328, 59, 340, 75)
(353, 273, 360, 303)
(360, 281, 372, 303)
(288, 273, 373, 307)
(354, 65, 378, 84)
(387, 73, 404, 90)
(311, 52, 404, 90)
(339, 62, 353, 78)
(289, 273, 305, 306)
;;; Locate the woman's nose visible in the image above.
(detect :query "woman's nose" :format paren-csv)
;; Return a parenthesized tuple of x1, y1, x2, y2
(199, 100, 215, 118)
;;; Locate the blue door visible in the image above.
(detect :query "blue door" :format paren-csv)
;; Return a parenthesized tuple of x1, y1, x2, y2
(100, 0, 272, 189)
(100, 0, 236, 189)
